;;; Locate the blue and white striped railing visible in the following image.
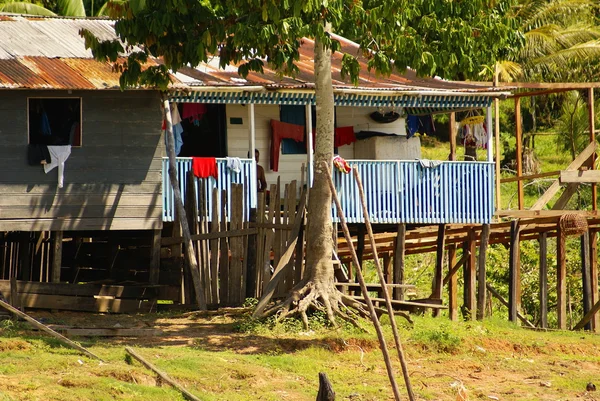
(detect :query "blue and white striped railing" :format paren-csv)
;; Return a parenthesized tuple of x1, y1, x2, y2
(333, 160, 495, 224)
(162, 157, 256, 222)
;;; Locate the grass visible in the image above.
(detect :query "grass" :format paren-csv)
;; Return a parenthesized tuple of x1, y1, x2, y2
(0, 312, 600, 400)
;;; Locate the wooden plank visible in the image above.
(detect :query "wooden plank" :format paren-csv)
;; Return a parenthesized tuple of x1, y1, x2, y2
(557, 225, 567, 330)
(125, 347, 201, 401)
(294, 212, 305, 285)
(283, 180, 296, 292)
(449, 112, 456, 161)
(0, 217, 162, 232)
(0, 298, 103, 361)
(431, 224, 446, 317)
(392, 224, 405, 300)
(17, 293, 154, 313)
(559, 170, 600, 184)
(448, 245, 458, 321)
(218, 190, 229, 305)
(581, 232, 592, 330)
(275, 183, 290, 297)
(0, 281, 160, 298)
(348, 296, 448, 310)
(486, 283, 535, 328)
(496, 210, 599, 218)
(477, 224, 490, 320)
(209, 187, 220, 305)
(465, 229, 476, 320)
(500, 170, 560, 183)
(508, 220, 521, 323)
(229, 184, 244, 305)
(149, 229, 161, 285)
(443, 250, 469, 286)
(552, 183, 581, 210)
(271, 177, 282, 288)
(198, 183, 211, 305)
(261, 184, 278, 293)
(573, 298, 600, 331)
(161, 228, 258, 246)
(255, 192, 266, 298)
(51, 231, 63, 283)
(539, 232, 548, 329)
(591, 230, 599, 331)
(531, 141, 598, 210)
(589, 87, 597, 210)
(335, 283, 415, 289)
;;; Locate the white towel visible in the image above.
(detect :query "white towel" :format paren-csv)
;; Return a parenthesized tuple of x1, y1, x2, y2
(226, 157, 242, 173)
(418, 159, 443, 169)
(171, 103, 182, 125)
(44, 145, 71, 188)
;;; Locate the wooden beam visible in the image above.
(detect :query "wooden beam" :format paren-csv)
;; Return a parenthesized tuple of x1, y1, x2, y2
(464, 230, 476, 320)
(497, 81, 600, 90)
(539, 232, 548, 329)
(51, 231, 63, 283)
(500, 170, 560, 183)
(449, 112, 457, 161)
(511, 88, 572, 98)
(515, 97, 524, 210)
(552, 183, 580, 210)
(125, 347, 201, 401)
(560, 170, 600, 184)
(393, 224, 406, 301)
(589, 87, 597, 210)
(432, 224, 446, 317)
(557, 225, 567, 330)
(573, 298, 600, 331)
(591, 230, 599, 331)
(531, 141, 598, 210)
(448, 245, 458, 321)
(497, 210, 599, 218)
(161, 228, 258, 246)
(508, 220, 521, 323)
(477, 224, 490, 321)
(581, 232, 592, 330)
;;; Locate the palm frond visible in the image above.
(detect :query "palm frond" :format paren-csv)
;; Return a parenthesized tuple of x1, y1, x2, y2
(56, 0, 85, 16)
(0, 1, 56, 15)
(527, 39, 600, 71)
(520, 0, 596, 31)
(494, 60, 523, 82)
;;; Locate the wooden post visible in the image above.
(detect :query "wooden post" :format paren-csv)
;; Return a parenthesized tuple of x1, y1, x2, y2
(356, 225, 365, 296)
(515, 97, 524, 210)
(494, 70, 502, 209)
(448, 244, 458, 321)
(393, 224, 406, 300)
(18, 232, 31, 281)
(591, 229, 599, 331)
(464, 229, 476, 320)
(557, 225, 567, 330)
(163, 98, 206, 310)
(432, 224, 446, 317)
(539, 232, 548, 329)
(477, 224, 490, 320)
(149, 229, 161, 285)
(51, 231, 63, 283)
(246, 208, 257, 299)
(316, 372, 336, 401)
(449, 112, 456, 161)
(581, 231, 592, 330)
(588, 87, 597, 211)
(508, 220, 521, 323)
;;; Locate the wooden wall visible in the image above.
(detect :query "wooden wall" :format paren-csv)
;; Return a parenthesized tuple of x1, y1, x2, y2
(0, 90, 164, 231)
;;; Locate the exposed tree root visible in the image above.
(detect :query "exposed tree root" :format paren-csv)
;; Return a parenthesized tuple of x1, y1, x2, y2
(258, 280, 413, 330)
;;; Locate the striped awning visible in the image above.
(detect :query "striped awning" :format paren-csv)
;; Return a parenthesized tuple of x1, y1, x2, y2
(169, 90, 492, 113)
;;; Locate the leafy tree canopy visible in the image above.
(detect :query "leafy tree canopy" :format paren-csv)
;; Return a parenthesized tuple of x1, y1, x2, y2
(83, 0, 524, 89)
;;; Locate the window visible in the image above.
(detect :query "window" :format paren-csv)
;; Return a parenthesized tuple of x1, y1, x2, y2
(28, 98, 82, 147)
(280, 105, 307, 155)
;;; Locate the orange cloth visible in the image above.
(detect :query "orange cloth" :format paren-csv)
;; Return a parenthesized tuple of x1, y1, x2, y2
(333, 155, 351, 174)
(192, 157, 218, 179)
(334, 126, 356, 147)
(270, 119, 305, 172)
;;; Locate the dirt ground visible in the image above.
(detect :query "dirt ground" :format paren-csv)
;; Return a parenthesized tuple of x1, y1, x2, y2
(6, 309, 600, 401)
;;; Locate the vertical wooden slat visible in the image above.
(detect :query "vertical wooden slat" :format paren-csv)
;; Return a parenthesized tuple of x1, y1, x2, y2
(448, 244, 458, 321)
(508, 220, 521, 323)
(219, 190, 229, 305)
(230, 184, 244, 305)
(449, 112, 457, 162)
(210, 187, 220, 304)
(284, 181, 297, 291)
(432, 224, 446, 317)
(581, 231, 592, 330)
(393, 224, 406, 300)
(557, 225, 567, 330)
(591, 229, 599, 331)
(539, 232, 548, 329)
(477, 224, 490, 321)
(588, 87, 597, 211)
(149, 229, 161, 285)
(200, 183, 211, 304)
(272, 178, 282, 278)
(465, 228, 476, 320)
(255, 192, 266, 297)
(261, 184, 278, 293)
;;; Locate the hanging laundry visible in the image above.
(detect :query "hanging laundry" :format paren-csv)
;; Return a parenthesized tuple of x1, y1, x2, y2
(27, 144, 51, 166)
(418, 159, 443, 169)
(44, 145, 71, 188)
(171, 104, 182, 125)
(226, 157, 242, 174)
(270, 119, 305, 172)
(41, 110, 52, 136)
(459, 115, 487, 149)
(334, 126, 356, 148)
(192, 157, 218, 179)
(182, 103, 207, 126)
(406, 115, 435, 139)
(333, 155, 351, 174)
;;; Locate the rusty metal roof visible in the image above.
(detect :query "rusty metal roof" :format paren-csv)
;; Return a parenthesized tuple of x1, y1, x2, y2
(0, 14, 164, 90)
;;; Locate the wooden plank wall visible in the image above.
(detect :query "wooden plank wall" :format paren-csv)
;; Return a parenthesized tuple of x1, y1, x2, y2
(0, 90, 164, 232)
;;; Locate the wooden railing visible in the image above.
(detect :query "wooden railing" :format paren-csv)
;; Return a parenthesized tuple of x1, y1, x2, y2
(162, 157, 256, 222)
(333, 160, 495, 224)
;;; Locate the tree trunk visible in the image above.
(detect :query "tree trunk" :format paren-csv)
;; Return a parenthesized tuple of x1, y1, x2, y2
(305, 27, 335, 289)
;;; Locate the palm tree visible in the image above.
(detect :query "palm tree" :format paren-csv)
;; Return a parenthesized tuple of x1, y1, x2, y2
(0, 0, 91, 17)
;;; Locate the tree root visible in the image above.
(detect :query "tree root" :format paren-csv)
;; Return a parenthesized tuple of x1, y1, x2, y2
(257, 281, 413, 330)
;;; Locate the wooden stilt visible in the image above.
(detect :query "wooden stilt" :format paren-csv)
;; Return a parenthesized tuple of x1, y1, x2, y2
(356, 225, 365, 296)
(449, 112, 457, 161)
(581, 231, 592, 330)
(590, 229, 599, 331)
(51, 231, 63, 283)
(18, 232, 31, 281)
(149, 229, 161, 285)
(393, 224, 406, 301)
(539, 232, 548, 329)
(588, 87, 597, 211)
(477, 224, 490, 320)
(464, 229, 476, 320)
(448, 244, 458, 321)
(557, 225, 567, 330)
(432, 224, 446, 317)
(515, 97, 524, 210)
(508, 220, 521, 323)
